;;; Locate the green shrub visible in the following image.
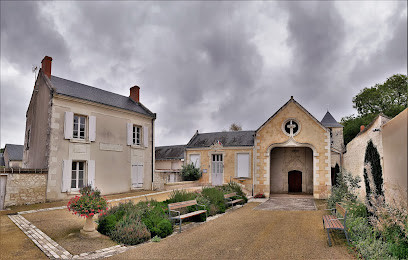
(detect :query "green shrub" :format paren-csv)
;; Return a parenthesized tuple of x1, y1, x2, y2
(165, 190, 197, 204)
(181, 163, 202, 181)
(221, 181, 248, 202)
(389, 241, 408, 259)
(151, 235, 161, 242)
(156, 219, 173, 238)
(97, 202, 135, 235)
(110, 216, 151, 245)
(201, 187, 226, 215)
(97, 214, 118, 235)
(345, 201, 367, 218)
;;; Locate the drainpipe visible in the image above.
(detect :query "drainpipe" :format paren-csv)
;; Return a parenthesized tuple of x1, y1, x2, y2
(151, 114, 156, 190)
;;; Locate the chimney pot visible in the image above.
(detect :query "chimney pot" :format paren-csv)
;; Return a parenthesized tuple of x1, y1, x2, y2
(360, 125, 365, 132)
(41, 56, 53, 79)
(130, 86, 140, 103)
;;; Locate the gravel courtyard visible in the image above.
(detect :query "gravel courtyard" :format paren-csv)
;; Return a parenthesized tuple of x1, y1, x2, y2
(112, 201, 354, 259)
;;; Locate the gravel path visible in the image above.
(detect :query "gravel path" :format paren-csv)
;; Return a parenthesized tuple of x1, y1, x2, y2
(112, 202, 354, 259)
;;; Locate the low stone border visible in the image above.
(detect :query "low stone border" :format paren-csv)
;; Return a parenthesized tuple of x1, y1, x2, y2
(9, 188, 206, 259)
(8, 214, 72, 259)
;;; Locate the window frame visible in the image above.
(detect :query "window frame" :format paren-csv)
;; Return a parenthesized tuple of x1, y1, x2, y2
(132, 125, 142, 145)
(235, 152, 250, 178)
(26, 128, 31, 150)
(71, 161, 86, 190)
(73, 114, 87, 140)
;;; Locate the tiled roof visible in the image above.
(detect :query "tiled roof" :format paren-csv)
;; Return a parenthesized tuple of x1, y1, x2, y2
(50, 76, 155, 118)
(186, 131, 255, 148)
(155, 145, 186, 160)
(320, 111, 343, 128)
(5, 144, 24, 161)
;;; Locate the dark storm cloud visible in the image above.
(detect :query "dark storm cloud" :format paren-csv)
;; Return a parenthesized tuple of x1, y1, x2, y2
(0, 1, 70, 71)
(279, 2, 346, 100)
(350, 3, 408, 85)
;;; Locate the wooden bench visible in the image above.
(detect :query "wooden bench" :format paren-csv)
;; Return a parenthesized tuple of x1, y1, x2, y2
(322, 203, 350, 246)
(168, 200, 207, 232)
(224, 192, 244, 207)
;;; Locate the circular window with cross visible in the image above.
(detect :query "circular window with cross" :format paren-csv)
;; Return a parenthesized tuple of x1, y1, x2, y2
(282, 119, 301, 137)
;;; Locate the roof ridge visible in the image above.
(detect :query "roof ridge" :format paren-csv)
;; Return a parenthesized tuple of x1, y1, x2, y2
(52, 75, 130, 99)
(197, 130, 255, 135)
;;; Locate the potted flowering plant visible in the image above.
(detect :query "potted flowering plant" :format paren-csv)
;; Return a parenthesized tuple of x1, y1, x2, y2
(67, 185, 108, 237)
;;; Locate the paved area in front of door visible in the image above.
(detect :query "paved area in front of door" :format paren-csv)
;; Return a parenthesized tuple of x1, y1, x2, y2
(254, 196, 317, 211)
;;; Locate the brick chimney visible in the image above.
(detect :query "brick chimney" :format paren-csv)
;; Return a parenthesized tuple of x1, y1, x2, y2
(41, 56, 53, 79)
(130, 86, 140, 102)
(360, 125, 365, 132)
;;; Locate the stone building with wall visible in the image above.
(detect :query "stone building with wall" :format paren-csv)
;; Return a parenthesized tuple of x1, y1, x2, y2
(342, 114, 390, 199)
(23, 56, 156, 201)
(185, 97, 343, 199)
(3, 144, 24, 168)
(154, 145, 185, 189)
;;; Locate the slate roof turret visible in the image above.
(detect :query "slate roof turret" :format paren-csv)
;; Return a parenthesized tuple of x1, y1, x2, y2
(321, 111, 343, 128)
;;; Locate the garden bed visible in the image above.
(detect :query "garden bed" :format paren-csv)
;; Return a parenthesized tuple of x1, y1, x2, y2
(98, 182, 248, 246)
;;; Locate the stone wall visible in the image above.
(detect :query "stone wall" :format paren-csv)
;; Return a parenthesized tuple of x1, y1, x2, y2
(153, 170, 183, 190)
(2, 169, 47, 207)
(343, 115, 389, 199)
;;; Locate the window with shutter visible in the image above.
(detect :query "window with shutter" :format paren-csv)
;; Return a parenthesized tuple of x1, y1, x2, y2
(236, 153, 250, 178)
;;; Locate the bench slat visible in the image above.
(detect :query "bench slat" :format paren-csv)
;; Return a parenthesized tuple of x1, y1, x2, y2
(224, 192, 237, 199)
(336, 203, 346, 217)
(168, 200, 197, 210)
(228, 199, 244, 204)
(177, 210, 207, 220)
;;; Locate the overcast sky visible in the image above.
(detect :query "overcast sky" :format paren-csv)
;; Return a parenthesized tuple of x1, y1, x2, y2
(1, 1, 407, 148)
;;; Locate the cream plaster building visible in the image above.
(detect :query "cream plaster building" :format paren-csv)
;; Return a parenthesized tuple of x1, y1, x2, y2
(23, 56, 156, 201)
(186, 98, 343, 199)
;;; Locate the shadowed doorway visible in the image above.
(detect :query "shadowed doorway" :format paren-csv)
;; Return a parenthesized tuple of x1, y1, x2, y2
(288, 170, 302, 192)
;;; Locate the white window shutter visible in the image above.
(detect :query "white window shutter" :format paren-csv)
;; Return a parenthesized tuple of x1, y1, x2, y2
(143, 126, 149, 148)
(88, 160, 96, 188)
(64, 112, 74, 139)
(62, 159, 72, 192)
(127, 123, 132, 145)
(89, 116, 96, 142)
(237, 153, 250, 178)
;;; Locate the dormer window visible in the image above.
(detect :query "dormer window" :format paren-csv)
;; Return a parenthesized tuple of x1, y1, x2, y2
(73, 115, 86, 139)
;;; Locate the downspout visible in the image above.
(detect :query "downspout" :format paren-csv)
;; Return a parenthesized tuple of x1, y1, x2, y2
(151, 114, 156, 190)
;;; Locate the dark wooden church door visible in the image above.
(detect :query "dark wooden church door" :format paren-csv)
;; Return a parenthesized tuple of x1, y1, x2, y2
(288, 170, 302, 192)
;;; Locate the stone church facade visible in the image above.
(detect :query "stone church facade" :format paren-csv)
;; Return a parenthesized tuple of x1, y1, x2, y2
(185, 97, 343, 199)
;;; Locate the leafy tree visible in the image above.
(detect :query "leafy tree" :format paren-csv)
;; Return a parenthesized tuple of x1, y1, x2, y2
(342, 74, 407, 144)
(353, 74, 407, 117)
(363, 139, 383, 200)
(229, 123, 242, 131)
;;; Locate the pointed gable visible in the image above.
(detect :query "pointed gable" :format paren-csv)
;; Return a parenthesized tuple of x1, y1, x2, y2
(321, 111, 343, 128)
(256, 97, 327, 133)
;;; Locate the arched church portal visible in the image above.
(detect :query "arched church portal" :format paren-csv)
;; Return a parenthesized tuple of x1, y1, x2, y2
(270, 147, 313, 194)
